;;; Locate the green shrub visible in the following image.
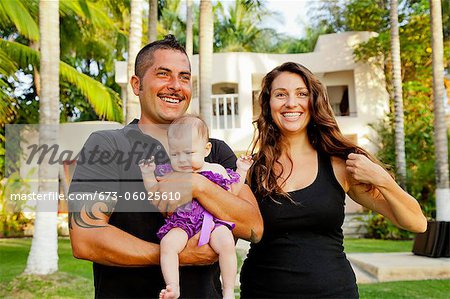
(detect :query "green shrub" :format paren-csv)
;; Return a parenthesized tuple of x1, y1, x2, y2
(0, 171, 34, 237)
(364, 211, 413, 240)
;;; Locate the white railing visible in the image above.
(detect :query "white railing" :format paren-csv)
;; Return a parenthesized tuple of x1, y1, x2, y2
(211, 94, 239, 129)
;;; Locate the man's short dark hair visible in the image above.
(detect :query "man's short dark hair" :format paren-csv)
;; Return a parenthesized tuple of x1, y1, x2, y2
(134, 34, 189, 79)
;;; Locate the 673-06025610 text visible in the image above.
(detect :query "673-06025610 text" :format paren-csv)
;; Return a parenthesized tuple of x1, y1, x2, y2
(96, 191, 181, 201)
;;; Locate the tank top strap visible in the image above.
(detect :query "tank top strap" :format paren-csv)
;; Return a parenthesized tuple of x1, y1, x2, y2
(316, 151, 345, 195)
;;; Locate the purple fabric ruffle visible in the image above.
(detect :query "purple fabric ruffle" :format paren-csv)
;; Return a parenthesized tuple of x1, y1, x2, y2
(157, 199, 205, 239)
(198, 169, 240, 191)
(156, 166, 239, 240)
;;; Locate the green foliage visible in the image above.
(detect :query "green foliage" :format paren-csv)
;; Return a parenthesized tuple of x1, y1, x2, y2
(213, 0, 279, 52)
(372, 81, 439, 218)
(0, 0, 39, 41)
(0, 0, 124, 126)
(0, 171, 34, 238)
(0, 0, 127, 182)
(364, 211, 412, 240)
(310, 0, 390, 34)
(156, 0, 311, 54)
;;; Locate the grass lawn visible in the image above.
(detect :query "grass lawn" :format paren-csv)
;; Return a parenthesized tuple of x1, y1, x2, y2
(0, 237, 448, 298)
(344, 238, 413, 253)
(0, 238, 93, 298)
(358, 279, 450, 299)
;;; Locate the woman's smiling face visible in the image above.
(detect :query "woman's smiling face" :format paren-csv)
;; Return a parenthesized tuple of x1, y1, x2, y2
(269, 71, 311, 136)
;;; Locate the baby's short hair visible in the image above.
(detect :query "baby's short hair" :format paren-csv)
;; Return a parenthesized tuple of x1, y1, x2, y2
(168, 114, 209, 143)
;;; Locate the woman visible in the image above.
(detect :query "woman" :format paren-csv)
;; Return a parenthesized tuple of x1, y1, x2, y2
(240, 62, 427, 298)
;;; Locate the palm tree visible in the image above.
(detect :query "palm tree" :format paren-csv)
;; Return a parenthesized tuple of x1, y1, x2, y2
(148, 0, 157, 43)
(199, 0, 213, 127)
(213, 0, 275, 52)
(24, 0, 60, 275)
(185, 0, 194, 61)
(126, 0, 143, 123)
(389, 0, 407, 189)
(0, 0, 123, 122)
(159, 0, 185, 38)
(430, 0, 450, 221)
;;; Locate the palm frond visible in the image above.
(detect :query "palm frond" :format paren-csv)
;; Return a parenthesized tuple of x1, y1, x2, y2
(60, 62, 123, 121)
(0, 47, 18, 76)
(59, 0, 116, 31)
(0, 39, 123, 122)
(0, 0, 39, 41)
(0, 48, 17, 124)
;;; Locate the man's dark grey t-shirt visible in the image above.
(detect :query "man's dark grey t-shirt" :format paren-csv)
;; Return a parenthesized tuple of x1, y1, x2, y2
(69, 119, 237, 298)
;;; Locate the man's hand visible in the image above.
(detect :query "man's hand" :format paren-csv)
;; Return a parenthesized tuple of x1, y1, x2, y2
(155, 172, 205, 213)
(179, 232, 218, 266)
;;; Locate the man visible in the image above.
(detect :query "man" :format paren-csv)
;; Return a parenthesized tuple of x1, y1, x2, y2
(68, 35, 263, 298)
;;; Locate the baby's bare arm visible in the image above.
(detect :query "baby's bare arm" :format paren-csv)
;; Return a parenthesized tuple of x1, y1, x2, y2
(232, 155, 254, 195)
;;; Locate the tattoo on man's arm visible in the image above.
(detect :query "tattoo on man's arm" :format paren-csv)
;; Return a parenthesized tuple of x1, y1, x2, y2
(68, 197, 116, 229)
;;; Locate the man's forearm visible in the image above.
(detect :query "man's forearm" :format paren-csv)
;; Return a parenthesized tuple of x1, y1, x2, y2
(71, 225, 160, 267)
(193, 176, 263, 243)
(70, 217, 160, 267)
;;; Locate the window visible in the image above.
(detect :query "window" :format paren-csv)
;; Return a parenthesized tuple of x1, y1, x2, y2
(327, 85, 350, 116)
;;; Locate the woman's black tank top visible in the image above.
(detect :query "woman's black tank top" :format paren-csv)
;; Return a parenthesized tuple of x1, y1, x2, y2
(240, 152, 358, 298)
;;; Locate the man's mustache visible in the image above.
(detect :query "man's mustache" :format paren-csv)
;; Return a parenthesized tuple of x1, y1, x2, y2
(158, 93, 186, 101)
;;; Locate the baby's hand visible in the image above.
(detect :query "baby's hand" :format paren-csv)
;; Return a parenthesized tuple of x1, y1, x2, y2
(138, 157, 156, 175)
(237, 155, 253, 172)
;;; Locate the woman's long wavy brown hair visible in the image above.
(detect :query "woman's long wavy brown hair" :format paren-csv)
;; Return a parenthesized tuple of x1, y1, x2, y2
(248, 62, 387, 201)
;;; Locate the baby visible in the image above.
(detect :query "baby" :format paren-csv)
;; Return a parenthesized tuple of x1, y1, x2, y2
(139, 115, 253, 299)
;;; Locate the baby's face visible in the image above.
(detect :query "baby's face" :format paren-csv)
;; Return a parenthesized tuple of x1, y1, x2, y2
(168, 133, 209, 172)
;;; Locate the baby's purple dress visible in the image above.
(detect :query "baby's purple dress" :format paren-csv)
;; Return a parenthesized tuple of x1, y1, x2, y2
(156, 164, 240, 246)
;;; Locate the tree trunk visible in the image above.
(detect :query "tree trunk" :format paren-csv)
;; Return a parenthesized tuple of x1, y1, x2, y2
(430, 0, 450, 221)
(25, 0, 60, 275)
(126, 0, 143, 123)
(148, 0, 157, 43)
(199, 0, 213, 127)
(186, 0, 194, 61)
(30, 41, 41, 97)
(389, 0, 407, 189)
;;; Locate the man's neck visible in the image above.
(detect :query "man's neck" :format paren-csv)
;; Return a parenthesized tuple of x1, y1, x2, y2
(138, 117, 170, 151)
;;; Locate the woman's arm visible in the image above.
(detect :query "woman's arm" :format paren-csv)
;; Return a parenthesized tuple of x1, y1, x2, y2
(344, 153, 427, 233)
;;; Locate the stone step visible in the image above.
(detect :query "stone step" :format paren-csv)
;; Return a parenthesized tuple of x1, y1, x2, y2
(349, 261, 378, 284)
(347, 252, 450, 282)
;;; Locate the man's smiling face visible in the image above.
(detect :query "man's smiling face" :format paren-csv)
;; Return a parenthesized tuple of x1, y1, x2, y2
(135, 49, 192, 125)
